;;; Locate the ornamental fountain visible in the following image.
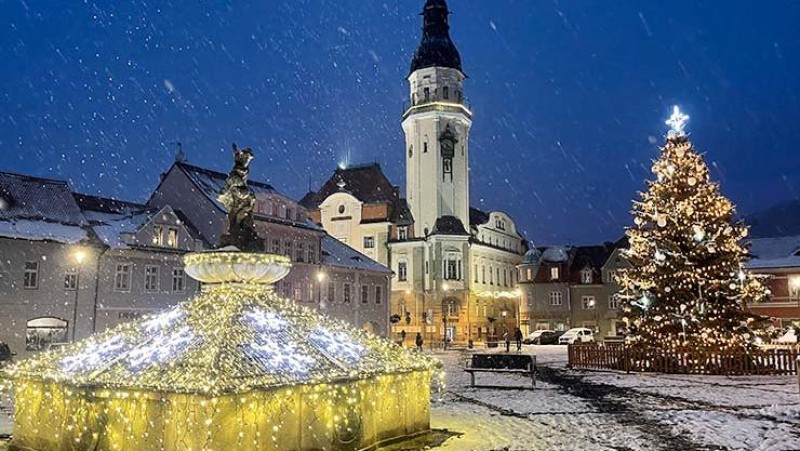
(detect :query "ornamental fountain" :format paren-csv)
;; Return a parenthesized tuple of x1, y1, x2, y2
(2, 145, 440, 451)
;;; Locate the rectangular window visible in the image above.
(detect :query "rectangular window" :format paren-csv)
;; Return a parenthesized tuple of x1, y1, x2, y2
(272, 239, 281, 254)
(482, 266, 486, 284)
(145, 265, 159, 292)
(153, 225, 164, 245)
(64, 271, 78, 291)
(307, 246, 316, 264)
(423, 142, 428, 153)
(375, 286, 382, 304)
(172, 268, 185, 292)
(343, 283, 351, 303)
(549, 291, 563, 306)
(442, 86, 449, 99)
(609, 295, 620, 310)
(443, 159, 452, 174)
(445, 259, 459, 280)
(114, 264, 131, 292)
(503, 268, 508, 287)
(328, 281, 335, 303)
(294, 286, 303, 301)
(526, 268, 533, 280)
(296, 243, 305, 262)
(496, 268, 500, 285)
(423, 87, 430, 101)
(550, 267, 559, 280)
(474, 264, 478, 283)
(24, 261, 39, 289)
(582, 296, 596, 309)
(361, 285, 369, 304)
(581, 269, 593, 284)
(398, 227, 408, 240)
(284, 240, 293, 258)
(284, 281, 292, 298)
(167, 228, 179, 248)
(363, 236, 375, 249)
(398, 262, 408, 282)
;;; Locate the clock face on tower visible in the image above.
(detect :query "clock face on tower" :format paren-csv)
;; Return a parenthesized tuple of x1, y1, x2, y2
(439, 124, 458, 159)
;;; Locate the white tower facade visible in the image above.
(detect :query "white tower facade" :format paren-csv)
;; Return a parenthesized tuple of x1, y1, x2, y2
(402, 0, 472, 237)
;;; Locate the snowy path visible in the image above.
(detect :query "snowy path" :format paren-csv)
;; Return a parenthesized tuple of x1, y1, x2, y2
(414, 345, 800, 451)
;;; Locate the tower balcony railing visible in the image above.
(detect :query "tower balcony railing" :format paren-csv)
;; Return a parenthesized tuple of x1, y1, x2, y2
(402, 97, 472, 120)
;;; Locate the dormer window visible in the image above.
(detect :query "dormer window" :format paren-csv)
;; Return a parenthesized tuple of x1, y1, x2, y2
(581, 268, 593, 284)
(550, 267, 559, 280)
(167, 228, 178, 248)
(398, 226, 408, 240)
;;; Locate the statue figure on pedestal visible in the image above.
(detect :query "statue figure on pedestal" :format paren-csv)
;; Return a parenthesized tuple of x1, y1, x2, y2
(218, 143, 263, 251)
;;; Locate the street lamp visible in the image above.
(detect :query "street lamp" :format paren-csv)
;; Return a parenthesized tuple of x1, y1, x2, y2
(71, 248, 87, 341)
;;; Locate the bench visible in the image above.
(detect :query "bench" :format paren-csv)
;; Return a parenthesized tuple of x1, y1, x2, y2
(464, 353, 536, 389)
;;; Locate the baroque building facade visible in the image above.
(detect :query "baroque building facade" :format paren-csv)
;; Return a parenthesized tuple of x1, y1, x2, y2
(303, 0, 527, 344)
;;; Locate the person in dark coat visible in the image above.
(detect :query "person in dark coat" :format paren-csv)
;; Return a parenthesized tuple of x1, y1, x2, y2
(415, 332, 423, 350)
(514, 327, 523, 352)
(400, 329, 407, 344)
(503, 329, 511, 352)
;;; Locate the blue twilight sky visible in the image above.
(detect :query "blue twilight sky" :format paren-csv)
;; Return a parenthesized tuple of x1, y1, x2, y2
(2, 0, 799, 245)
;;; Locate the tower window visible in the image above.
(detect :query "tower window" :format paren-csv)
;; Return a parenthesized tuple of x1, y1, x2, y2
(443, 86, 449, 100)
(423, 142, 428, 153)
(408, 145, 413, 158)
(423, 87, 430, 101)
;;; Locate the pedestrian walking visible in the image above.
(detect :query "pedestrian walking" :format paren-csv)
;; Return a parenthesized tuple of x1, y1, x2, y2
(503, 329, 511, 352)
(400, 329, 407, 344)
(514, 327, 523, 352)
(415, 332, 423, 351)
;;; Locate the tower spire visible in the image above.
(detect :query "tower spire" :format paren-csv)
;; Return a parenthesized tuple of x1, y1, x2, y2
(410, 0, 463, 74)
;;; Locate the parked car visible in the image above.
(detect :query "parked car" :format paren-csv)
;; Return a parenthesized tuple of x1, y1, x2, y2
(558, 328, 595, 344)
(0, 342, 14, 367)
(776, 328, 798, 344)
(523, 330, 564, 345)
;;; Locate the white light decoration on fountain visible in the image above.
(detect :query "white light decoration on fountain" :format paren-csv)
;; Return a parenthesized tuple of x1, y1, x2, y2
(308, 327, 366, 365)
(143, 306, 184, 332)
(127, 326, 194, 371)
(60, 335, 127, 374)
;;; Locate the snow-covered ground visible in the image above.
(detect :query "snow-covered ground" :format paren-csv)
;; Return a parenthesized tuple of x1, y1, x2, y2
(2, 346, 798, 451)
(410, 345, 800, 451)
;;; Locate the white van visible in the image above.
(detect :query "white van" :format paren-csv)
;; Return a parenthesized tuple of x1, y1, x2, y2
(558, 328, 595, 344)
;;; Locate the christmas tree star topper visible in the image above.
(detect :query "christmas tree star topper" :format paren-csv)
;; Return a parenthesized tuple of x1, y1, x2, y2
(665, 105, 689, 135)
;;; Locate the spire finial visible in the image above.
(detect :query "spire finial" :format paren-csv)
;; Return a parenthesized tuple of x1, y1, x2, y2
(665, 105, 689, 135)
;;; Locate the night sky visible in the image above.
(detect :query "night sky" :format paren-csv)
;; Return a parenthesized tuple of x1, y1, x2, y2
(2, 0, 799, 245)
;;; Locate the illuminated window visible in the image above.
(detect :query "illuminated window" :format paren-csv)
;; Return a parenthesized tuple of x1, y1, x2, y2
(153, 225, 164, 245)
(550, 267, 559, 280)
(581, 268, 593, 284)
(582, 296, 596, 310)
(167, 228, 178, 248)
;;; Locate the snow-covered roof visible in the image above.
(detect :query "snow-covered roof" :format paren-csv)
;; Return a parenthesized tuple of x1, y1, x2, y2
(0, 171, 90, 243)
(321, 235, 392, 274)
(175, 162, 277, 213)
(84, 209, 156, 249)
(747, 235, 800, 270)
(541, 246, 571, 263)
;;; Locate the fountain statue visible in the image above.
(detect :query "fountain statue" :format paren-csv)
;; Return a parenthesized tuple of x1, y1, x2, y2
(218, 143, 263, 251)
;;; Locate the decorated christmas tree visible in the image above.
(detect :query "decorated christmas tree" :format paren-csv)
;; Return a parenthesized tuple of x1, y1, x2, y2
(617, 106, 769, 351)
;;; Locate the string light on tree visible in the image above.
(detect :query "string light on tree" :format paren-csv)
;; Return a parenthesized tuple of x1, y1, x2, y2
(617, 105, 770, 352)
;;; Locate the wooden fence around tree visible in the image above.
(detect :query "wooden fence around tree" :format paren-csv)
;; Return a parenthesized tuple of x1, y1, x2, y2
(568, 343, 799, 376)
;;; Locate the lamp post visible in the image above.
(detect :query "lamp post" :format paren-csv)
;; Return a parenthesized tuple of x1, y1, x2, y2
(71, 249, 86, 341)
(442, 283, 449, 349)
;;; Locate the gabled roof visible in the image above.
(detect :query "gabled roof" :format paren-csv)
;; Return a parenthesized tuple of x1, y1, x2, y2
(747, 235, 800, 270)
(174, 161, 277, 213)
(74, 193, 146, 215)
(306, 164, 414, 226)
(321, 235, 392, 274)
(0, 171, 90, 243)
(570, 244, 617, 273)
